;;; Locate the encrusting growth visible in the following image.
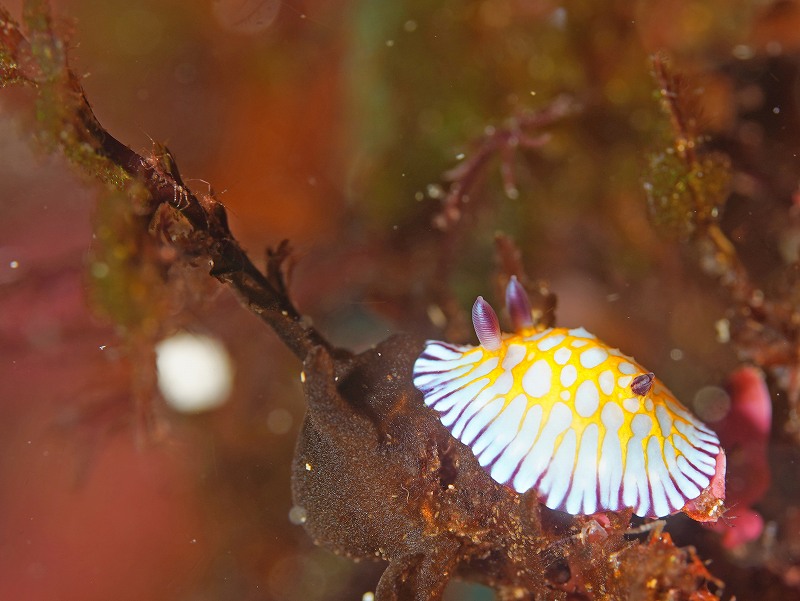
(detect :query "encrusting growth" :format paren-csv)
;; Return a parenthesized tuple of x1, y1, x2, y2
(414, 277, 727, 521)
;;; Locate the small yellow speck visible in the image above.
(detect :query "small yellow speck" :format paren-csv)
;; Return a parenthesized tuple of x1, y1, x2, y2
(305, 463, 312, 471)
(300, 371, 306, 383)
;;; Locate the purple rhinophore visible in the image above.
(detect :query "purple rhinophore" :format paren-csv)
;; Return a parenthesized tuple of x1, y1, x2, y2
(505, 276, 534, 332)
(472, 296, 502, 350)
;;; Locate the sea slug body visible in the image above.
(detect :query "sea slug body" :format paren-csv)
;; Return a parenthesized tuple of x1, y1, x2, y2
(413, 277, 726, 521)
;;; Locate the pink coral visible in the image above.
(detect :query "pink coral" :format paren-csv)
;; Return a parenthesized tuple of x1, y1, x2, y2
(705, 367, 772, 548)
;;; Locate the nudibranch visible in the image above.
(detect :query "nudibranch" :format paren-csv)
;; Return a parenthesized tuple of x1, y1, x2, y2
(413, 277, 726, 521)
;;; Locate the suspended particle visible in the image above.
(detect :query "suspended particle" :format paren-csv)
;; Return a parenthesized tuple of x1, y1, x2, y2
(288, 505, 308, 525)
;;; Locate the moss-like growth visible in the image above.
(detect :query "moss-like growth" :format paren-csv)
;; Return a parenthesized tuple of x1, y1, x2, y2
(645, 149, 731, 238)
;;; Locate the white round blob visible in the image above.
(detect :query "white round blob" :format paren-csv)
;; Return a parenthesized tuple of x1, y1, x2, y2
(267, 408, 293, 434)
(156, 332, 234, 413)
(693, 385, 731, 423)
(213, 0, 281, 34)
(288, 505, 307, 525)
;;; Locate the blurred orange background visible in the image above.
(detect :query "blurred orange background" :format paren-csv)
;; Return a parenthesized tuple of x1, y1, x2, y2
(2, 1, 800, 599)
